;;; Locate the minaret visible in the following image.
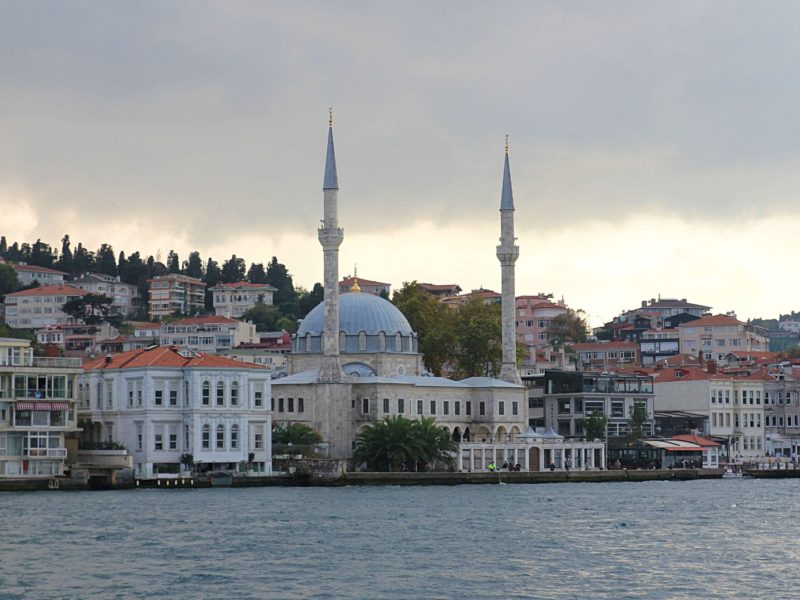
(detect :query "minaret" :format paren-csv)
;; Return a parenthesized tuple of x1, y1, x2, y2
(497, 136, 522, 385)
(317, 109, 345, 383)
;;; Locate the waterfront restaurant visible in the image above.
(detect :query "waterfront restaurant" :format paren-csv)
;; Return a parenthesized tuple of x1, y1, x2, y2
(457, 426, 606, 471)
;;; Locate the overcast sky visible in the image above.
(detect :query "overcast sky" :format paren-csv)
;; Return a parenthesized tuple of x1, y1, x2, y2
(2, 1, 799, 326)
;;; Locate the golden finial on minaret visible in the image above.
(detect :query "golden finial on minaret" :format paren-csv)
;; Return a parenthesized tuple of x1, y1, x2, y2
(329, 107, 333, 127)
(351, 263, 361, 293)
(505, 134, 509, 154)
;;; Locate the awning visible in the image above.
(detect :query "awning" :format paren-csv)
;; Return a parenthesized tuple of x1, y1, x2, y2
(642, 439, 704, 452)
(14, 402, 70, 411)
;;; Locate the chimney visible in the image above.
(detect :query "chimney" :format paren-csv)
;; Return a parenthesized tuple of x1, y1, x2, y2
(707, 359, 717, 375)
(641, 300, 647, 308)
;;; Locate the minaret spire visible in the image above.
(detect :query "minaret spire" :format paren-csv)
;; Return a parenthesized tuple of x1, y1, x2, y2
(318, 110, 345, 383)
(497, 135, 522, 385)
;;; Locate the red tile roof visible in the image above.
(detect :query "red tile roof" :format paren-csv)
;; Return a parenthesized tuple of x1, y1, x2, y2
(171, 315, 241, 325)
(339, 276, 390, 287)
(678, 314, 742, 327)
(210, 281, 277, 290)
(671, 434, 721, 447)
(6, 284, 88, 297)
(84, 346, 267, 371)
(13, 264, 67, 275)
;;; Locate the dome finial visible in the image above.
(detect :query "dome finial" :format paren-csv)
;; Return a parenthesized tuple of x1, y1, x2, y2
(351, 264, 361, 292)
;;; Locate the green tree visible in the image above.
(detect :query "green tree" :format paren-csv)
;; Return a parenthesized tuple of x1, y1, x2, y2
(221, 255, 246, 283)
(272, 423, 323, 446)
(626, 404, 648, 445)
(547, 308, 589, 346)
(452, 295, 502, 378)
(183, 251, 204, 279)
(298, 283, 324, 318)
(95, 244, 117, 277)
(583, 412, 608, 441)
(30, 239, 55, 268)
(266, 257, 295, 306)
(0, 263, 20, 296)
(247, 262, 268, 284)
(63, 294, 122, 327)
(392, 282, 456, 376)
(73, 243, 94, 275)
(242, 302, 280, 331)
(203, 257, 222, 309)
(353, 415, 423, 471)
(167, 250, 181, 274)
(413, 416, 457, 471)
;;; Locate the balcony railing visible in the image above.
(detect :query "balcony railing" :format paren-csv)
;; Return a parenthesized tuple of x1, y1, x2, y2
(1, 356, 82, 368)
(25, 448, 68, 458)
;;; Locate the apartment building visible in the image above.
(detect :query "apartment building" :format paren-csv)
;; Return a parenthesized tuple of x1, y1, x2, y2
(338, 276, 391, 297)
(209, 281, 277, 318)
(159, 316, 257, 354)
(3, 285, 87, 329)
(71, 273, 142, 317)
(572, 341, 639, 370)
(11, 263, 67, 287)
(678, 314, 768, 364)
(147, 274, 206, 320)
(79, 345, 272, 478)
(0, 337, 83, 477)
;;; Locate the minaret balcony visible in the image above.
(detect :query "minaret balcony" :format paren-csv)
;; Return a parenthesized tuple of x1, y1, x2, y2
(318, 227, 344, 248)
(496, 245, 519, 263)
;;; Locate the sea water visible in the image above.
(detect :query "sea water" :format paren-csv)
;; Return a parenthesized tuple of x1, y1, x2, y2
(0, 479, 797, 599)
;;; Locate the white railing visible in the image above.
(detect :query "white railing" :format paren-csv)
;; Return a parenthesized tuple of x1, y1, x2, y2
(26, 448, 68, 458)
(0, 356, 82, 368)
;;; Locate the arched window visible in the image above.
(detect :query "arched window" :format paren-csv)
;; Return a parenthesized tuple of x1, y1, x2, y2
(358, 332, 366, 352)
(378, 332, 386, 351)
(216, 424, 225, 449)
(231, 424, 239, 449)
(231, 381, 239, 406)
(202, 425, 210, 449)
(395, 333, 402, 352)
(339, 332, 346, 352)
(202, 381, 210, 406)
(305, 333, 312, 352)
(216, 382, 224, 406)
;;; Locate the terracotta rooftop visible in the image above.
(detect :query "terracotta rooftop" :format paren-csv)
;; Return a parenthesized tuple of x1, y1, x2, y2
(12, 264, 67, 275)
(84, 346, 267, 371)
(6, 284, 87, 298)
(339, 276, 389, 287)
(678, 314, 743, 327)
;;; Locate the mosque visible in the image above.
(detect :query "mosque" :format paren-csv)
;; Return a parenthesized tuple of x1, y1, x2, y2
(272, 114, 605, 471)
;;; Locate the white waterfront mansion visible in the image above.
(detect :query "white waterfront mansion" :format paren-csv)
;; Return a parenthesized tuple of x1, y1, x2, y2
(78, 346, 272, 478)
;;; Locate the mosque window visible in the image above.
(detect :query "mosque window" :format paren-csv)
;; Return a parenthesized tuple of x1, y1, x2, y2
(383, 398, 389, 413)
(454, 402, 460, 416)
(479, 402, 486, 416)
(443, 401, 449, 416)
(298, 398, 304, 413)
(430, 401, 436, 415)
(271, 398, 275, 411)
(278, 398, 284, 412)
(395, 334, 402, 352)
(512, 401, 519, 416)
(416, 400, 423, 415)
(359, 332, 366, 352)
(362, 398, 369, 414)
(305, 334, 312, 352)
(288, 398, 294, 412)
(379, 333, 386, 351)
(498, 402, 505, 416)
(398, 399, 405, 414)
(466, 402, 471, 416)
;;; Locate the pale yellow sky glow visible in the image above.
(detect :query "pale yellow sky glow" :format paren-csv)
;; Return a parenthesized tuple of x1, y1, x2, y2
(2, 2, 799, 327)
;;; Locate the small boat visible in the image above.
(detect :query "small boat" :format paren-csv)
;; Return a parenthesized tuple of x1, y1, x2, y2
(722, 467, 743, 479)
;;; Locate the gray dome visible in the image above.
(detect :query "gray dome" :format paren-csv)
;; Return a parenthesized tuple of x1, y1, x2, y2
(297, 292, 414, 336)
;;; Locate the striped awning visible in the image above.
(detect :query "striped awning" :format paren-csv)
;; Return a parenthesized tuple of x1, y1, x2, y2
(15, 401, 71, 411)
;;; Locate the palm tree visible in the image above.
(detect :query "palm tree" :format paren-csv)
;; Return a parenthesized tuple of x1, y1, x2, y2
(272, 423, 323, 445)
(413, 416, 457, 471)
(353, 415, 456, 472)
(353, 415, 423, 471)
